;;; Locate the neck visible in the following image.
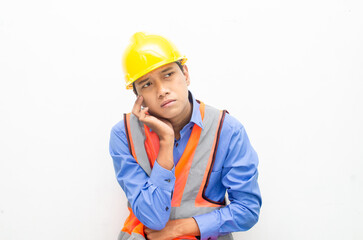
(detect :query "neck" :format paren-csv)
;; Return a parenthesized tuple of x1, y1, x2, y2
(170, 101, 192, 140)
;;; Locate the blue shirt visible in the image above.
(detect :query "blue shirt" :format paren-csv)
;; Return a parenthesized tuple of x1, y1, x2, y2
(109, 92, 261, 240)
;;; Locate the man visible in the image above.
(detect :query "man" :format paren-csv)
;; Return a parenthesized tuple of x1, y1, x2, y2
(109, 32, 261, 240)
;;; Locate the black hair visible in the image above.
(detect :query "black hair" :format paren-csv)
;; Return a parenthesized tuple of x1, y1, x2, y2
(175, 60, 185, 74)
(132, 60, 185, 96)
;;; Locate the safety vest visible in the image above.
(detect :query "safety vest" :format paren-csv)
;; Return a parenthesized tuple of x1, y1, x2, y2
(118, 101, 233, 240)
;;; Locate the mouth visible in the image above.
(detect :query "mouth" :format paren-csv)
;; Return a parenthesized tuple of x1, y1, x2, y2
(160, 99, 176, 108)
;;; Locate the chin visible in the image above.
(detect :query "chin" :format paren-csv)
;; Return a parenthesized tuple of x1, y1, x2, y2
(158, 112, 177, 120)
(159, 109, 181, 120)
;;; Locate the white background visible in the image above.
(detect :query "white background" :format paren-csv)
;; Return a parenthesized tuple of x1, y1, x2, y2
(1, 0, 362, 239)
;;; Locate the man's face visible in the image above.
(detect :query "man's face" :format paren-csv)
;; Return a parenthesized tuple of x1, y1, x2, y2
(133, 62, 190, 121)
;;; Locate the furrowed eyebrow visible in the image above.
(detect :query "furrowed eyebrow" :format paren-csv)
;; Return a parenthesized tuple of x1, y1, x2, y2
(136, 66, 174, 86)
(161, 67, 173, 73)
(137, 78, 149, 86)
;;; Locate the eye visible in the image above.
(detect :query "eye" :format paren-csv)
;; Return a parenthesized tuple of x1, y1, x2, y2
(142, 82, 151, 88)
(165, 72, 174, 78)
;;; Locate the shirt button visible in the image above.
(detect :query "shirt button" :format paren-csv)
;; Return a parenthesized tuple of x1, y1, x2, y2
(165, 207, 169, 211)
(165, 179, 171, 183)
(175, 143, 179, 147)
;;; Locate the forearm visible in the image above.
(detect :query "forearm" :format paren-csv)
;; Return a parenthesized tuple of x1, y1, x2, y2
(172, 218, 200, 237)
(131, 160, 176, 230)
(144, 217, 201, 240)
(111, 126, 176, 230)
(113, 153, 175, 230)
(193, 197, 260, 240)
(194, 166, 261, 239)
(131, 137, 175, 229)
(156, 138, 174, 170)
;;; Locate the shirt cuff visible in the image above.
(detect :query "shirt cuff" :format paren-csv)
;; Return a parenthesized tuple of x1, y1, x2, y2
(148, 160, 175, 192)
(193, 212, 220, 240)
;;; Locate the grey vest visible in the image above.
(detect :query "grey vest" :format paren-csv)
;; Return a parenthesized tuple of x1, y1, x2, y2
(119, 104, 233, 240)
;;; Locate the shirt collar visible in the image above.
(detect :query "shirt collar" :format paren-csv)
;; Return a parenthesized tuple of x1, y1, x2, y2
(188, 91, 204, 129)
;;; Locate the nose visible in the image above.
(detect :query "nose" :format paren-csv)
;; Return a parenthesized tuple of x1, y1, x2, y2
(156, 81, 169, 98)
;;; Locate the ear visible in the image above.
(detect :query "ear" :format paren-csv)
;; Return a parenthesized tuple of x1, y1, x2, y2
(183, 65, 190, 86)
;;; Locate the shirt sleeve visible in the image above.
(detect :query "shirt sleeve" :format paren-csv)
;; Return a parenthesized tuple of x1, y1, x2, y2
(193, 116, 262, 240)
(109, 120, 176, 230)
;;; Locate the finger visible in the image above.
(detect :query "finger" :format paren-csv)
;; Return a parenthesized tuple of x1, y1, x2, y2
(132, 95, 143, 115)
(141, 107, 149, 116)
(138, 107, 149, 121)
(132, 96, 144, 117)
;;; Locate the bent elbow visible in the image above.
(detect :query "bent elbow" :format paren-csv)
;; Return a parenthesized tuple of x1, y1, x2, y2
(236, 205, 260, 231)
(133, 205, 169, 230)
(244, 212, 259, 230)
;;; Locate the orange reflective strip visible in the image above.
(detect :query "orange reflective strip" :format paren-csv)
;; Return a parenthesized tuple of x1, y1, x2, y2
(125, 113, 138, 163)
(122, 207, 144, 236)
(175, 236, 198, 240)
(195, 110, 223, 207)
(172, 125, 201, 207)
(144, 125, 159, 168)
(133, 222, 145, 236)
(171, 102, 205, 207)
(199, 101, 205, 120)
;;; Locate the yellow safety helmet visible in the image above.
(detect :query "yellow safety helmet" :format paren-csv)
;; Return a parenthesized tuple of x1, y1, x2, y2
(122, 32, 187, 90)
